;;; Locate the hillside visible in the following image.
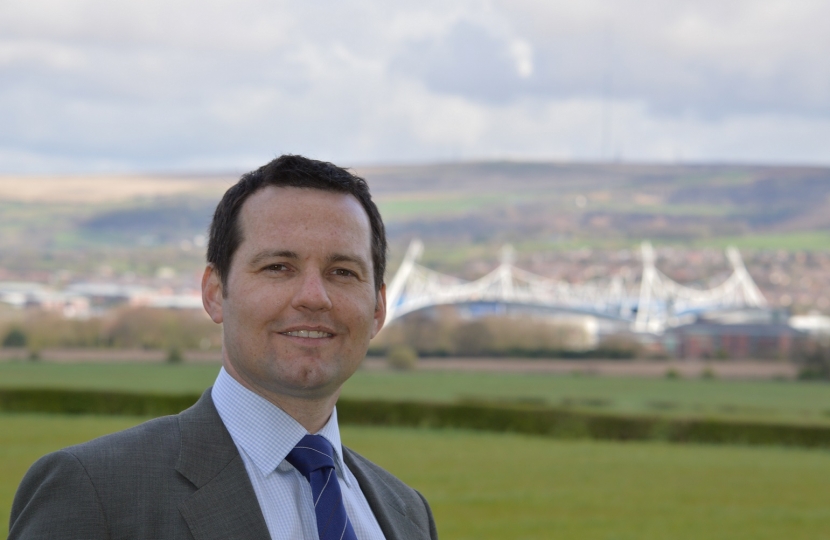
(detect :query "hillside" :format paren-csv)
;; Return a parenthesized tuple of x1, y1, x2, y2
(0, 162, 829, 314)
(359, 162, 830, 250)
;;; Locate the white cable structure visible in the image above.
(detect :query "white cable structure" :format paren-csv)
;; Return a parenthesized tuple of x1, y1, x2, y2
(385, 240, 768, 334)
(385, 240, 634, 324)
(632, 242, 768, 333)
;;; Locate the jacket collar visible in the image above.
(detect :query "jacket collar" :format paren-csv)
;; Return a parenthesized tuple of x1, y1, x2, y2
(174, 389, 422, 540)
(176, 389, 272, 540)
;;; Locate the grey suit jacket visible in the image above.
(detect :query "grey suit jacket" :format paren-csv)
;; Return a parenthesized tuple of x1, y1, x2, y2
(9, 389, 438, 540)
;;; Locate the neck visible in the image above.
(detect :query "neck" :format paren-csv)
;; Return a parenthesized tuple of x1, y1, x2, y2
(271, 392, 340, 434)
(222, 359, 339, 434)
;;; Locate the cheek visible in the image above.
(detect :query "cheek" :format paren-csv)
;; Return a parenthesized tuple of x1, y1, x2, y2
(350, 299, 381, 329)
(235, 288, 280, 320)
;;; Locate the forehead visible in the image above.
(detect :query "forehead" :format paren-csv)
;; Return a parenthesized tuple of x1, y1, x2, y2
(236, 186, 372, 251)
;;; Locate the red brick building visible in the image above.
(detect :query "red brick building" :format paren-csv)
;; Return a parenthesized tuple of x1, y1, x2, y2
(664, 322, 806, 360)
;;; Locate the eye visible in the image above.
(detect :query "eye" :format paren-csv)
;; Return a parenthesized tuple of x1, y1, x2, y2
(332, 268, 357, 278)
(264, 263, 289, 272)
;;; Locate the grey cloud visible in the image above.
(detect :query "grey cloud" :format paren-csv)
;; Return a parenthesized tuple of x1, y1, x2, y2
(500, 0, 830, 119)
(386, 1, 830, 119)
(1, 0, 830, 172)
(391, 21, 530, 104)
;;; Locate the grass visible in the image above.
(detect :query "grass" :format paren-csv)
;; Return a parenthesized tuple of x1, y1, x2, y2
(350, 427, 830, 540)
(0, 362, 221, 394)
(396, 228, 830, 263)
(2, 362, 830, 426)
(342, 370, 830, 426)
(415, 238, 634, 266)
(695, 231, 830, 251)
(401, 230, 830, 261)
(587, 201, 740, 217)
(376, 193, 509, 222)
(3, 414, 830, 539)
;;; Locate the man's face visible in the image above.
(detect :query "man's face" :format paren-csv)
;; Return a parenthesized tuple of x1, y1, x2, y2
(202, 186, 385, 403)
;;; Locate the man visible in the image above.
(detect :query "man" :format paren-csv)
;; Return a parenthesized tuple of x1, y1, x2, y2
(9, 155, 438, 540)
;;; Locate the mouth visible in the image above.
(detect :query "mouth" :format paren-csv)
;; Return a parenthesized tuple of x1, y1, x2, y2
(279, 329, 334, 339)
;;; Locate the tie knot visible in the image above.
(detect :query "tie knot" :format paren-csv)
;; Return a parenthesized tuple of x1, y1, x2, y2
(285, 434, 336, 480)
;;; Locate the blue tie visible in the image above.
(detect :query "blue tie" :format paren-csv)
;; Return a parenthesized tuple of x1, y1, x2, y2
(286, 435, 358, 540)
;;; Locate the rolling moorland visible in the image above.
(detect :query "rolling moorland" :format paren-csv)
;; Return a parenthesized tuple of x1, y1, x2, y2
(2, 161, 830, 314)
(364, 162, 830, 251)
(3, 162, 830, 266)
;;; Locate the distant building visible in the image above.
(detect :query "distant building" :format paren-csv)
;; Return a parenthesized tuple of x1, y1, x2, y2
(664, 321, 807, 360)
(790, 312, 830, 337)
(0, 280, 204, 318)
(65, 283, 153, 312)
(145, 290, 204, 310)
(0, 281, 90, 318)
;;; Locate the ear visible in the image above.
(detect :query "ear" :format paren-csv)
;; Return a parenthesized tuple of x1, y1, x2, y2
(371, 283, 386, 338)
(202, 264, 224, 324)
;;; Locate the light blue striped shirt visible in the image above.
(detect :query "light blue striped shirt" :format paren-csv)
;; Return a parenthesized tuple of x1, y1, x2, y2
(212, 367, 386, 540)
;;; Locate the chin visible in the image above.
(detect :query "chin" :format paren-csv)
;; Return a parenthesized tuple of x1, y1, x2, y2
(277, 363, 341, 392)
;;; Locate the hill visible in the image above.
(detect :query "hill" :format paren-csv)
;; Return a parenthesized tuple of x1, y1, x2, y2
(1, 162, 829, 314)
(358, 162, 830, 250)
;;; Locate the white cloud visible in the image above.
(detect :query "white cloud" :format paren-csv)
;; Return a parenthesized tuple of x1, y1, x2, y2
(509, 39, 534, 78)
(0, 0, 829, 172)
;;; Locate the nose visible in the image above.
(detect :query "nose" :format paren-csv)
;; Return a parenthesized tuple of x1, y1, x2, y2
(291, 270, 333, 312)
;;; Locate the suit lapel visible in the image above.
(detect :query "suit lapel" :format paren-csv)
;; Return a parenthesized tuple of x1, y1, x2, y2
(175, 390, 271, 540)
(172, 391, 429, 540)
(344, 448, 427, 540)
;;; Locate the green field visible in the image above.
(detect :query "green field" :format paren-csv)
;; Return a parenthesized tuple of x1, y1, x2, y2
(343, 370, 830, 425)
(3, 413, 830, 539)
(509, 230, 830, 253)
(0, 362, 220, 394)
(410, 227, 830, 265)
(377, 193, 513, 222)
(3, 362, 830, 425)
(695, 231, 830, 251)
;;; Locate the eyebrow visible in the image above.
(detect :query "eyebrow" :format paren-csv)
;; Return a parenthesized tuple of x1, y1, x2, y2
(249, 250, 299, 267)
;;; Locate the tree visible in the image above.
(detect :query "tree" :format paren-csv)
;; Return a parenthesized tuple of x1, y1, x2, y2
(386, 345, 418, 370)
(452, 321, 494, 356)
(798, 342, 830, 381)
(2, 328, 27, 348)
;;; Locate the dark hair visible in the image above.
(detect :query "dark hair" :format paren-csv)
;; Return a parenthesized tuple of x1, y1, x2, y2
(207, 154, 387, 293)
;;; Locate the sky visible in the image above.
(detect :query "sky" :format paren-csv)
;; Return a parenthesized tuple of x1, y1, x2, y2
(1, 0, 829, 173)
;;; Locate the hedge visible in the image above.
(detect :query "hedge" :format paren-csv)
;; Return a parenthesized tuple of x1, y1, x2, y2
(2, 388, 830, 448)
(337, 399, 830, 448)
(0, 388, 201, 417)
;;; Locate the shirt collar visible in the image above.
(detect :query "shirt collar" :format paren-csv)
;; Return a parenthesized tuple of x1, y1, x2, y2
(211, 367, 349, 485)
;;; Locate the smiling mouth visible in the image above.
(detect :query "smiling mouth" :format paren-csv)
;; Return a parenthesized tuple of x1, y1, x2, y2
(280, 330, 333, 339)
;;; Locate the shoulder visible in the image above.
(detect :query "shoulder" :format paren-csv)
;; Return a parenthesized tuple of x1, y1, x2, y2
(9, 414, 183, 539)
(45, 387, 222, 473)
(343, 446, 438, 539)
(68, 413, 181, 466)
(15, 412, 183, 496)
(30, 387, 225, 477)
(10, 391, 224, 539)
(9, 447, 110, 539)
